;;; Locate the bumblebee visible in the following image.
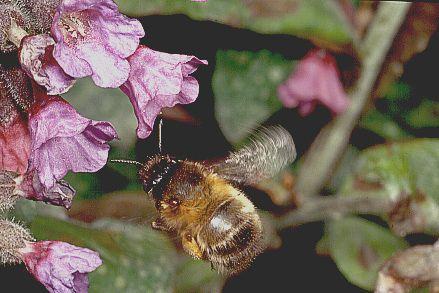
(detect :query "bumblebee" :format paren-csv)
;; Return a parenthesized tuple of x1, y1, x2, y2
(119, 126, 296, 275)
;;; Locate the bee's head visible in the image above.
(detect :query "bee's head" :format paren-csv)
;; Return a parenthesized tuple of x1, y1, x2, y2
(138, 155, 180, 203)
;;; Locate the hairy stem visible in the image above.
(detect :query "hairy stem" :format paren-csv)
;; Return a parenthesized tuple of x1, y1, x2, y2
(294, 2, 411, 202)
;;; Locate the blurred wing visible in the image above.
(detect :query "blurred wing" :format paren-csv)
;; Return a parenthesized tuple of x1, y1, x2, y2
(213, 126, 296, 185)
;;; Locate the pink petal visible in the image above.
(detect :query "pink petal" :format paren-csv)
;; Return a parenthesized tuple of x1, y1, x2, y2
(120, 46, 207, 139)
(51, 0, 144, 88)
(20, 241, 102, 293)
(28, 88, 118, 189)
(73, 42, 130, 88)
(19, 34, 75, 95)
(17, 171, 76, 209)
(0, 112, 31, 174)
(52, 43, 93, 78)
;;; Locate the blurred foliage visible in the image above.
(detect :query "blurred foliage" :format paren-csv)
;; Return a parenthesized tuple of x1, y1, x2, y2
(326, 217, 408, 291)
(175, 259, 223, 293)
(63, 172, 103, 200)
(320, 139, 439, 290)
(373, 3, 439, 99)
(360, 82, 412, 140)
(29, 217, 224, 292)
(359, 109, 410, 140)
(361, 81, 439, 140)
(343, 139, 439, 202)
(341, 139, 439, 235)
(405, 99, 439, 128)
(213, 50, 294, 144)
(327, 146, 359, 193)
(115, 0, 354, 46)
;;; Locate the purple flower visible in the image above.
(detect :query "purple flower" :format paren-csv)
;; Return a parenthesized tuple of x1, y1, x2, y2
(278, 49, 349, 116)
(20, 34, 76, 95)
(28, 86, 118, 189)
(19, 240, 102, 293)
(120, 46, 207, 139)
(16, 170, 76, 209)
(51, 0, 145, 88)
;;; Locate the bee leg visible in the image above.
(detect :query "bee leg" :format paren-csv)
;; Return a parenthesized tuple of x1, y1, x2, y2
(151, 217, 170, 232)
(181, 232, 203, 259)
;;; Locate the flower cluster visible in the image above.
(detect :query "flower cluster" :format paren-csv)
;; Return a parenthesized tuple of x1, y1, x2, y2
(1, 0, 207, 291)
(1, 0, 207, 206)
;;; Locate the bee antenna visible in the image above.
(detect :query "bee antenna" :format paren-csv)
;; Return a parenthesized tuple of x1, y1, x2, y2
(158, 112, 163, 154)
(110, 159, 144, 166)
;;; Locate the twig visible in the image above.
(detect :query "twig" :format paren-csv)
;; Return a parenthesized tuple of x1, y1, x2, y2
(294, 2, 411, 203)
(275, 193, 394, 230)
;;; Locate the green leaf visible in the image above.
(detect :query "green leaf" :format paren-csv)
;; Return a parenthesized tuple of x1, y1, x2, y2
(341, 139, 439, 235)
(315, 233, 330, 255)
(115, 0, 354, 45)
(359, 108, 411, 140)
(384, 82, 411, 102)
(106, 147, 141, 185)
(62, 78, 138, 152)
(411, 288, 429, 293)
(327, 217, 408, 291)
(345, 139, 439, 202)
(404, 99, 439, 128)
(63, 172, 102, 200)
(175, 258, 224, 293)
(213, 50, 294, 144)
(30, 217, 177, 292)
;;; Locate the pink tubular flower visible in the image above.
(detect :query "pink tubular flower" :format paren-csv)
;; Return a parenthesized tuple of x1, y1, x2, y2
(28, 86, 118, 189)
(120, 46, 208, 139)
(20, 34, 76, 95)
(19, 241, 102, 293)
(51, 0, 145, 88)
(278, 49, 349, 116)
(16, 170, 76, 209)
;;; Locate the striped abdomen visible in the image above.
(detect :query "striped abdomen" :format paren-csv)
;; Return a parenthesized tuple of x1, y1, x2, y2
(198, 192, 263, 275)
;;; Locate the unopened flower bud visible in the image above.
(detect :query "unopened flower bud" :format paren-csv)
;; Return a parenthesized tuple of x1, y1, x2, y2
(0, 219, 34, 264)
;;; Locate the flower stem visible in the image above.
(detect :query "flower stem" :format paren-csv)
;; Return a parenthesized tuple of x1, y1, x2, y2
(275, 193, 393, 230)
(293, 2, 412, 202)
